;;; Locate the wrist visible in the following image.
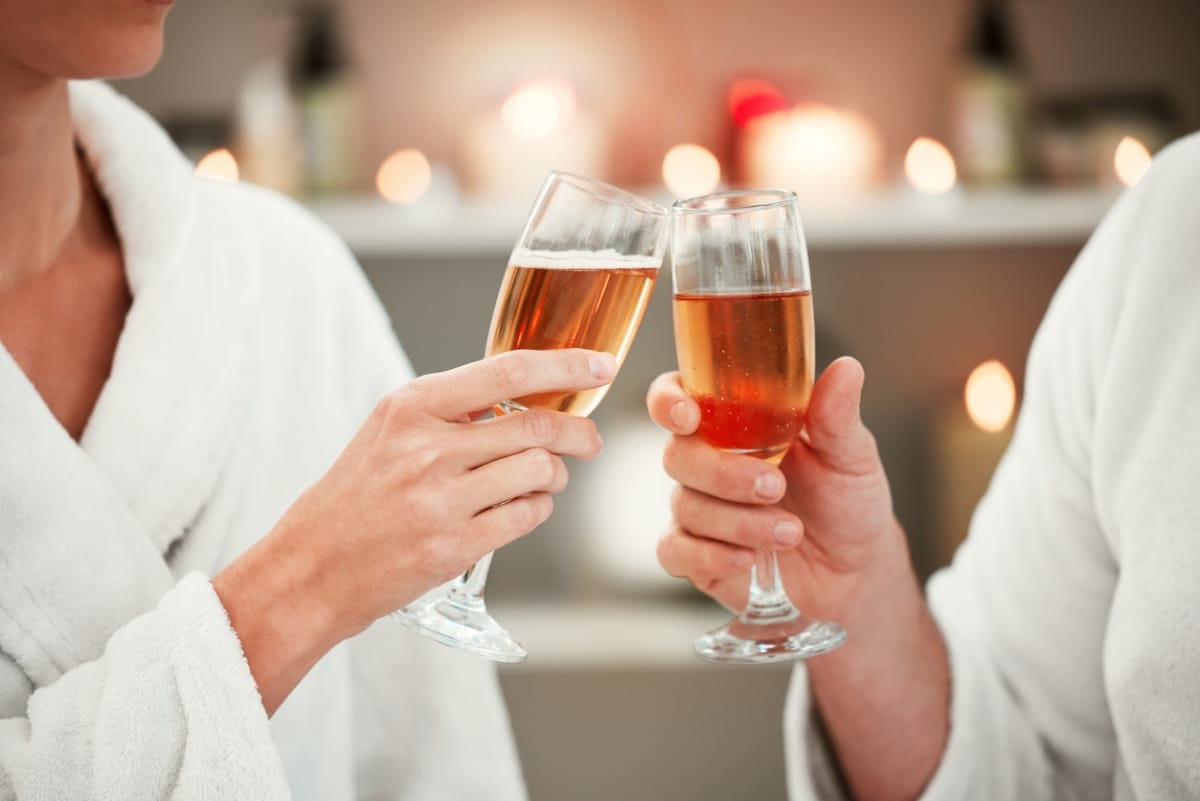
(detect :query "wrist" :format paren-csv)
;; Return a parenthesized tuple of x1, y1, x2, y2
(809, 520, 931, 675)
(804, 522, 951, 801)
(212, 519, 347, 715)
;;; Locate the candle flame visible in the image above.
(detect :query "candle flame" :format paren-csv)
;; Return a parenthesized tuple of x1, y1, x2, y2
(1113, 136, 1152, 188)
(501, 78, 576, 139)
(376, 149, 433, 205)
(965, 360, 1016, 433)
(905, 137, 957, 194)
(662, 143, 721, 198)
(742, 104, 882, 198)
(195, 148, 239, 184)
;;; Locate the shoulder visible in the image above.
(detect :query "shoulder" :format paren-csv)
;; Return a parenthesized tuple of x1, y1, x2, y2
(195, 180, 354, 275)
(188, 179, 413, 389)
(189, 179, 387, 323)
(1050, 131, 1200, 320)
(1142, 130, 1200, 187)
(1104, 131, 1200, 257)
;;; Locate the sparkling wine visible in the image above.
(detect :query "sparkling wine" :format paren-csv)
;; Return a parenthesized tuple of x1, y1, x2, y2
(487, 251, 660, 417)
(673, 289, 814, 463)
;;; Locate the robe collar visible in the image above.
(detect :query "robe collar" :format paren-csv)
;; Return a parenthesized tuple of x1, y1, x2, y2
(0, 82, 254, 682)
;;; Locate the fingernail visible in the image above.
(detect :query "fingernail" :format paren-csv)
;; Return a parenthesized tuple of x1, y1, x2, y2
(773, 521, 801, 547)
(669, 401, 691, 430)
(588, 352, 617, 380)
(732, 550, 754, 568)
(754, 472, 784, 499)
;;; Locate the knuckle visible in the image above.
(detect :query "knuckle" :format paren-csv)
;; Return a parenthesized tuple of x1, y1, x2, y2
(670, 485, 696, 526)
(526, 448, 559, 487)
(410, 519, 458, 573)
(414, 530, 448, 568)
(721, 463, 752, 500)
(520, 409, 559, 446)
(513, 494, 553, 533)
(397, 428, 440, 470)
(857, 428, 883, 467)
(378, 384, 432, 432)
(662, 436, 683, 476)
(575, 419, 603, 459)
(656, 529, 685, 577)
(547, 458, 569, 493)
(408, 487, 445, 528)
(732, 512, 769, 550)
(376, 387, 410, 421)
(488, 352, 530, 393)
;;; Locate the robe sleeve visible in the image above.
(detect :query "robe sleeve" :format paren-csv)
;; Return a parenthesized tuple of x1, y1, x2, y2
(0, 573, 291, 800)
(777, 133, 1196, 801)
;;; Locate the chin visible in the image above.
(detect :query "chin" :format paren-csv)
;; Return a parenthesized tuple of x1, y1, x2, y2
(74, 29, 165, 79)
(1, 4, 169, 82)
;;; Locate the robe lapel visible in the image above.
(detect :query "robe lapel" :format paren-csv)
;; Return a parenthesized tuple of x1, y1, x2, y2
(72, 80, 254, 554)
(0, 81, 254, 686)
(0, 348, 174, 686)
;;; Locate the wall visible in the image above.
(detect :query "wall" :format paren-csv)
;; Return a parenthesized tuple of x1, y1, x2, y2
(118, 0, 1200, 189)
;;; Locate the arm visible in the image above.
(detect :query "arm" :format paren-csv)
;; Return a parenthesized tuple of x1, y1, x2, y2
(0, 348, 615, 798)
(650, 158, 1140, 799)
(651, 360, 949, 801)
(214, 347, 618, 715)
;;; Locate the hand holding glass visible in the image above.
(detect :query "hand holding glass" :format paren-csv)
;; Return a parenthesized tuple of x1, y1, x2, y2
(671, 190, 846, 663)
(394, 171, 667, 662)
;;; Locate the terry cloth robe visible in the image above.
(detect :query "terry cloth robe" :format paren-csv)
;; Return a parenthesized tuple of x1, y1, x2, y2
(783, 133, 1200, 800)
(0, 81, 526, 801)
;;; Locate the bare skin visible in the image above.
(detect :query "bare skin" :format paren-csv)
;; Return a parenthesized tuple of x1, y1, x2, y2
(0, 1, 617, 717)
(647, 358, 950, 801)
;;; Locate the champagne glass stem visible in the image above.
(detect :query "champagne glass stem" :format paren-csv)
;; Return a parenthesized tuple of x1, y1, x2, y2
(743, 549, 800, 624)
(444, 552, 494, 612)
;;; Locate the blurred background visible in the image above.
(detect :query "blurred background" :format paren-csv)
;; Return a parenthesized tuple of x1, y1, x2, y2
(117, 1, 1198, 798)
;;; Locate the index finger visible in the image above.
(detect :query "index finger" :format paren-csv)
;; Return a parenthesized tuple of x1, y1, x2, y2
(416, 349, 617, 420)
(646, 371, 700, 435)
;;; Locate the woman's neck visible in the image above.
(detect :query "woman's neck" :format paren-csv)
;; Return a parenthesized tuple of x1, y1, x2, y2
(0, 63, 84, 294)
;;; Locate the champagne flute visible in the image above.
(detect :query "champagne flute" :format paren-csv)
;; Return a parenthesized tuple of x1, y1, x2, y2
(394, 171, 668, 662)
(671, 189, 846, 664)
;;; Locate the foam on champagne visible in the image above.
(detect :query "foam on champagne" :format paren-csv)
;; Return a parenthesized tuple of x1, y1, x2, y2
(508, 248, 661, 270)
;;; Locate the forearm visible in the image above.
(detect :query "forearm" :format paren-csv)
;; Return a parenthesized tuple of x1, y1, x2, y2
(806, 524, 950, 801)
(212, 517, 349, 716)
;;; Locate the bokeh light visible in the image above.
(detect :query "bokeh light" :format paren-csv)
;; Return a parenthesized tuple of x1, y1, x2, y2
(1113, 135, 1152, 188)
(904, 137, 957, 194)
(375, 148, 433, 204)
(662, 144, 721, 198)
(501, 78, 576, 139)
(965, 360, 1016, 432)
(194, 148, 239, 184)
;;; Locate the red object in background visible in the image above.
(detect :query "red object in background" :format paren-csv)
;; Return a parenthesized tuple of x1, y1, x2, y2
(727, 78, 788, 127)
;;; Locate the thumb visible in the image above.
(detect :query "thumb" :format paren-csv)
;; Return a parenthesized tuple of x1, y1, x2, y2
(801, 356, 877, 475)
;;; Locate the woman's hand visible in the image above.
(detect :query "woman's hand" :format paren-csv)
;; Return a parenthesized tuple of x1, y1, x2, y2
(648, 357, 950, 801)
(214, 348, 615, 713)
(647, 356, 908, 620)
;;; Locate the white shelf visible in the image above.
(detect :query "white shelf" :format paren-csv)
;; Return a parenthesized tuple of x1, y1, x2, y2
(487, 601, 744, 671)
(306, 188, 1116, 260)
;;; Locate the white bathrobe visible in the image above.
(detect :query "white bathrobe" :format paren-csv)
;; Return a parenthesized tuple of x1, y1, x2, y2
(784, 133, 1200, 800)
(0, 82, 526, 801)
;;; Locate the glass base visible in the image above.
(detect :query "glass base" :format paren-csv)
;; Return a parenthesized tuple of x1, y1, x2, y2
(694, 613, 846, 665)
(392, 593, 527, 664)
